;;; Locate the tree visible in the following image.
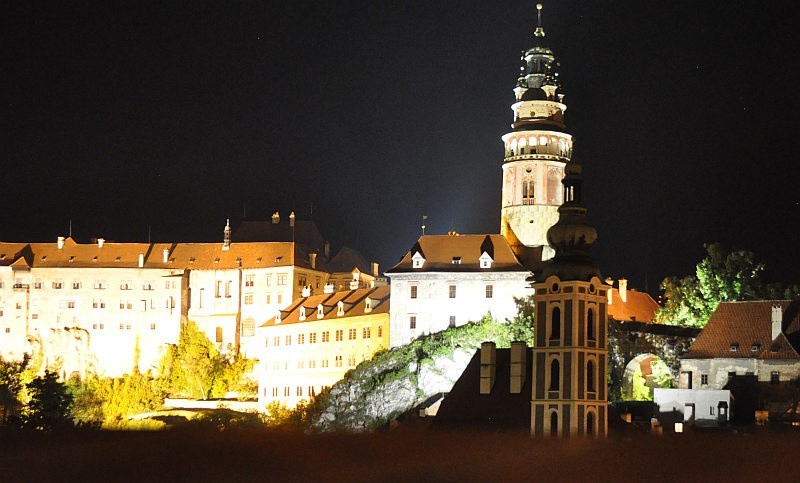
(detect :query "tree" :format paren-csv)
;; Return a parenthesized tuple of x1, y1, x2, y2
(158, 321, 254, 400)
(23, 370, 73, 430)
(0, 356, 27, 422)
(655, 243, 777, 328)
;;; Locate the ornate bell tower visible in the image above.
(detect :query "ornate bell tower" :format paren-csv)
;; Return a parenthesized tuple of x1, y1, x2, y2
(500, 4, 571, 267)
(530, 159, 609, 438)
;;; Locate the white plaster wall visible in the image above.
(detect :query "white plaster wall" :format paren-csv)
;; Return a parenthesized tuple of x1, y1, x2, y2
(654, 388, 731, 422)
(388, 271, 530, 348)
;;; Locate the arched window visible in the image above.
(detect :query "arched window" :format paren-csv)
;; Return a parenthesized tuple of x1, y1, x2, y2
(587, 360, 595, 392)
(550, 411, 559, 436)
(522, 180, 534, 205)
(587, 308, 595, 341)
(549, 359, 560, 391)
(586, 412, 594, 435)
(550, 307, 561, 341)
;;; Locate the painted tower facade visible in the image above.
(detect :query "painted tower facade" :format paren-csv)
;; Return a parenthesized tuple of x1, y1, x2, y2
(530, 160, 609, 438)
(500, 4, 571, 263)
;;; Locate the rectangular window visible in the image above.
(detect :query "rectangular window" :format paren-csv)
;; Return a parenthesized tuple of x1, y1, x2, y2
(309, 360, 316, 369)
(348, 355, 356, 367)
(72, 281, 81, 289)
(377, 325, 383, 338)
(245, 275, 255, 287)
(410, 285, 418, 299)
(298, 334, 305, 344)
(771, 371, 780, 383)
(321, 331, 330, 342)
(485, 285, 493, 298)
(150, 323, 156, 330)
(244, 293, 253, 305)
(701, 374, 708, 385)
(277, 294, 283, 305)
(284, 387, 290, 397)
(309, 332, 317, 344)
(215, 327, 223, 343)
(241, 319, 255, 337)
(52, 280, 63, 289)
(265, 274, 272, 286)
(296, 386, 303, 397)
(410, 316, 417, 329)
(34, 279, 42, 289)
(121, 281, 132, 290)
(285, 335, 292, 346)
(710, 406, 715, 416)
(348, 328, 357, 340)
(363, 327, 371, 339)
(272, 387, 278, 397)
(449, 316, 456, 328)
(297, 360, 304, 369)
(335, 355, 342, 367)
(266, 294, 271, 304)
(215, 280, 222, 298)
(225, 281, 232, 298)
(142, 281, 153, 291)
(321, 359, 329, 368)
(449, 285, 456, 298)
(298, 275, 307, 287)
(277, 273, 288, 286)
(335, 329, 343, 342)
(273, 336, 280, 347)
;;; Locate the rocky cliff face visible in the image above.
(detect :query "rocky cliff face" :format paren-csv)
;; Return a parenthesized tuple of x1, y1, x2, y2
(312, 317, 519, 431)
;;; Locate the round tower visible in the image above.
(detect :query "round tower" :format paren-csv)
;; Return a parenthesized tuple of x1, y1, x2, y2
(500, 3, 571, 263)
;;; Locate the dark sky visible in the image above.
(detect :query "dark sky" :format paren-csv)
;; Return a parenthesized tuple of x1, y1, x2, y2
(4, 1, 799, 293)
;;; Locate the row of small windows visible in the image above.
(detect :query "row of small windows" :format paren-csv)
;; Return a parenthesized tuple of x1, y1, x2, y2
(268, 354, 365, 372)
(87, 322, 159, 331)
(3, 280, 181, 290)
(266, 385, 327, 398)
(266, 326, 382, 348)
(409, 284, 494, 299)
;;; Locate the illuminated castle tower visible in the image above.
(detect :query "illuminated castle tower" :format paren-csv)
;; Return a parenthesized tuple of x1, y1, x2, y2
(530, 159, 609, 438)
(500, 4, 571, 266)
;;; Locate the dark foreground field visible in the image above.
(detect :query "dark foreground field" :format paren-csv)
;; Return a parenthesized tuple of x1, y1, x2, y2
(1, 426, 798, 482)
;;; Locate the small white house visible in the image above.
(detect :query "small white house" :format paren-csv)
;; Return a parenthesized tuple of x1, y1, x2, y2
(654, 388, 731, 424)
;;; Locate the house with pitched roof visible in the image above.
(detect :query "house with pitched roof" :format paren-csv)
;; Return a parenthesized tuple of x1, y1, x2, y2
(256, 286, 390, 410)
(385, 234, 532, 348)
(678, 300, 800, 390)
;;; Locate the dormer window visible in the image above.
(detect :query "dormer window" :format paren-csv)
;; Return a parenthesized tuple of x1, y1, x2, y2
(451, 257, 461, 265)
(751, 343, 761, 352)
(275, 256, 282, 263)
(730, 343, 739, 352)
(365, 297, 373, 313)
(337, 301, 344, 317)
(299, 307, 306, 321)
(412, 252, 426, 269)
(479, 251, 493, 269)
(317, 304, 324, 319)
(69, 256, 75, 263)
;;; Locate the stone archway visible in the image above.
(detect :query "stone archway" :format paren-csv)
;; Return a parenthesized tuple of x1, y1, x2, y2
(621, 353, 672, 401)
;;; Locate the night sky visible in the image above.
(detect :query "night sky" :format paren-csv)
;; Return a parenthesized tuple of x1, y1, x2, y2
(4, 1, 799, 293)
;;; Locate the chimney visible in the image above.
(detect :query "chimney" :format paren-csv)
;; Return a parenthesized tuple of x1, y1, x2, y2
(619, 278, 628, 303)
(222, 219, 231, 251)
(323, 282, 334, 294)
(162, 248, 169, 263)
(772, 305, 783, 340)
(372, 262, 379, 277)
(606, 278, 614, 305)
(301, 286, 311, 297)
(309, 252, 317, 269)
(97, 238, 105, 248)
(138, 253, 144, 268)
(57, 236, 65, 250)
(479, 342, 497, 395)
(510, 341, 527, 394)
(289, 211, 295, 227)
(271, 212, 280, 224)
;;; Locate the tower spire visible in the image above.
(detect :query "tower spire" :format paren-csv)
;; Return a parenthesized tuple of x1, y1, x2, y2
(535, 3, 545, 38)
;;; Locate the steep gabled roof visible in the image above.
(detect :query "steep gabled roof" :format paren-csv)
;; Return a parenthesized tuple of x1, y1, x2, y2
(260, 285, 390, 327)
(386, 234, 529, 273)
(684, 300, 800, 360)
(433, 348, 532, 431)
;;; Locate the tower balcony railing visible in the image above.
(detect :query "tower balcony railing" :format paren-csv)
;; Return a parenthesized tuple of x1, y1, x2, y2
(503, 151, 570, 163)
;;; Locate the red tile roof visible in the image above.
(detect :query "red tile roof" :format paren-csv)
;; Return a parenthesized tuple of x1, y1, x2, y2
(261, 285, 390, 327)
(607, 289, 659, 323)
(386, 234, 528, 273)
(684, 300, 800, 360)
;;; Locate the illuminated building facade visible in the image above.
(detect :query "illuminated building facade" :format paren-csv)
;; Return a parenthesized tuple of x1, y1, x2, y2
(0, 217, 376, 378)
(500, 3, 570, 266)
(530, 160, 609, 437)
(257, 286, 390, 410)
(386, 234, 531, 348)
